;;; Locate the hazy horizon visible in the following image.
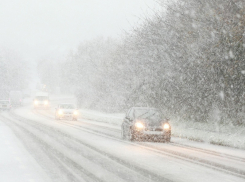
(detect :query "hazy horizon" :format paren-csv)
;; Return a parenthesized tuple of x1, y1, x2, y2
(0, 0, 159, 62)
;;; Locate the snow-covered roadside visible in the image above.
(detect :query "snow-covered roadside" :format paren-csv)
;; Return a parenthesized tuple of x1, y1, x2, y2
(78, 109, 245, 149)
(171, 119, 245, 149)
(8, 108, 245, 182)
(78, 109, 124, 126)
(0, 115, 51, 182)
(44, 95, 245, 149)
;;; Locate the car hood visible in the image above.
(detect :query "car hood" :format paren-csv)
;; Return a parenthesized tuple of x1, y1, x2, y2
(60, 109, 75, 113)
(135, 119, 163, 129)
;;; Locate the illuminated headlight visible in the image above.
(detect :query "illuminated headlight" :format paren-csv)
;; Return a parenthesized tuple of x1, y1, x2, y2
(58, 110, 63, 115)
(135, 122, 144, 129)
(44, 101, 48, 105)
(73, 111, 78, 115)
(163, 123, 170, 130)
(34, 100, 38, 105)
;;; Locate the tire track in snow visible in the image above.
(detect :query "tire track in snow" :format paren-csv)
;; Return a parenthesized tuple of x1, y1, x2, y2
(39, 108, 245, 164)
(40, 107, 245, 163)
(7, 112, 173, 182)
(0, 115, 89, 182)
(33, 109, 245, 179)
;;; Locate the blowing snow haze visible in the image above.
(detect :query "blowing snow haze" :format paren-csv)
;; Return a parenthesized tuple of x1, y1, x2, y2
(0, 0, 158, 61)
(1, 1, 245, 182)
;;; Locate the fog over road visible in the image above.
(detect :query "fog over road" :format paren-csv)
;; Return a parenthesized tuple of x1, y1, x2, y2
(1, 96, 245, 182)
(1, 1, 245, 182)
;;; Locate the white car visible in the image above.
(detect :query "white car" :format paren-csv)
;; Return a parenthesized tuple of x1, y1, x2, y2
(55, 103, 78, 120)
(0, 100, 11, 110)
(33, 93, 49, 109)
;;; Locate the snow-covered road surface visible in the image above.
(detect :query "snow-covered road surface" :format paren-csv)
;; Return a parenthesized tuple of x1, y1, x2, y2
(0, 115, 51, 182)
(1, 96, 245, 182)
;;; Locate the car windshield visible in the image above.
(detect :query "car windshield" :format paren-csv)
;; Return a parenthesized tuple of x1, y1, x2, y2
(60, 104, 75, 109)
(134, 109, 162, 124)
(0, 101, 9, 104)
(35, 96, 48, 101)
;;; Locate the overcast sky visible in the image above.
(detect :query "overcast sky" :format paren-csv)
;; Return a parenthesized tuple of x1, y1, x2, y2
(0, 0, 159, 61)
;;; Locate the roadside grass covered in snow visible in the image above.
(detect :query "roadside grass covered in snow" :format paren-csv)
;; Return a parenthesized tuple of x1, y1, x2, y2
(79, 109, 245, 150)
(170, 118, 245, 149)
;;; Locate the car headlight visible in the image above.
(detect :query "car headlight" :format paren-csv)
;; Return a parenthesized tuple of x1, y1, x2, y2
(135, 122, 144, 129)
(73, 111, 78, 115)
(44, 101, 48, 105)
(34, 100, 38, 105)
(58, 110, 63, 115)
(163, 123, 170, 130)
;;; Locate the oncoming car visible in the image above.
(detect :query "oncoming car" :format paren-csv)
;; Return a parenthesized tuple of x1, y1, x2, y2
(121, 107, 171, 142)
(0, 100, 11, 111)
(55, 104, 78, 120)
(33, 92, 49, 109)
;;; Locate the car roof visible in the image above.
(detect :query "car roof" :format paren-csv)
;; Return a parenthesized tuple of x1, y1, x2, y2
(0, 100, 9, 102)
(59, 103, 74, 105)
(130, 107, 158, 110)
(35, 94, 49, 96)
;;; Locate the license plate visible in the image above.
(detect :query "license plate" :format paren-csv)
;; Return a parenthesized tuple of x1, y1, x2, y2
(64, 114, 72, 117)
(144, 131, 162, 135)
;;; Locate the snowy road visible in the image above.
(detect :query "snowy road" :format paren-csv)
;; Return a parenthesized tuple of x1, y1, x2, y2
(1, 97, 245, 182)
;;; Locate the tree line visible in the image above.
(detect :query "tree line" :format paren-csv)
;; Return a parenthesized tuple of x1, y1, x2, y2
(0, 49, 29, 98)
(39, 0, 245, 125)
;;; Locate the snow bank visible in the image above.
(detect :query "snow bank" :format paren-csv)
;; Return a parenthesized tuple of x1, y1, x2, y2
(171, 119, 245, 149)
(79, 109, 124, 126)
(79, 109, 245, 149)
(49, 95, 245, 149)
(0, 117, 51, 182)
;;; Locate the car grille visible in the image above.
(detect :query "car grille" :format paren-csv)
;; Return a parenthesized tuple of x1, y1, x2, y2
(155, 128, 163, 131)
(64, 112, 72, 114)
(147, 128, 163, 131)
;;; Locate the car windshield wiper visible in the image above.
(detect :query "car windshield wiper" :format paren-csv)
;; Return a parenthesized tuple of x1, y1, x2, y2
(144, 112, 157, 120)
(137, 111, 150, 119)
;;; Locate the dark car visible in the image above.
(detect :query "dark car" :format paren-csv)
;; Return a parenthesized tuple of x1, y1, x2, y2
(55, 103, 78, 121)
(121, 107, 171, 142)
